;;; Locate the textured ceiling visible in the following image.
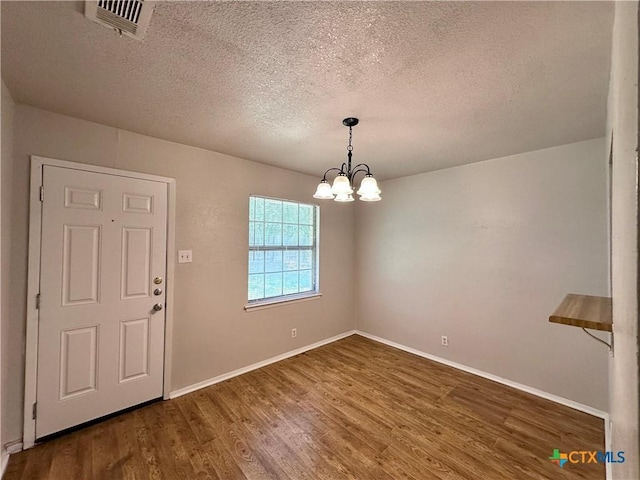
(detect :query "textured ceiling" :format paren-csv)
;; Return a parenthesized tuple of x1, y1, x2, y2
(2, 1, 614, 180)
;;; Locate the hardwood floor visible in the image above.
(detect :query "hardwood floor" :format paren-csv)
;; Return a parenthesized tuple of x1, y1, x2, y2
(5, 334, 604, 479)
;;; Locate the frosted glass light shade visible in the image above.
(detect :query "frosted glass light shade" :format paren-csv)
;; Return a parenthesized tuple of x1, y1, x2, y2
(331, 174, 353, 195)
(356, 175, 381, 196)
(359, 192, 382, 202)
(313, 180, 335, 199)
(334, 193, 355, 202)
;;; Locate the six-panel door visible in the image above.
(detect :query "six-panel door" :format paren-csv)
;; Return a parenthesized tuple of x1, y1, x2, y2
(36, 166, 168, 438)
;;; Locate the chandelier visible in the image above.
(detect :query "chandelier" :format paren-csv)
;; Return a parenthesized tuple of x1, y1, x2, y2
(313, 118, 381, 202)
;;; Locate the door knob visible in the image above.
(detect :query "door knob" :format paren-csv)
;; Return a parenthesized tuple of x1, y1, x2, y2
(154, 288, 163, 296)
(153, 303, 163, 312)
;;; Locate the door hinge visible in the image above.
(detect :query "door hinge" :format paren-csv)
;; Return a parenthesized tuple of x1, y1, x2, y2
(36, 293, 41, 310)
(32, 402, 37, 420)
(39, 186, 44, 202)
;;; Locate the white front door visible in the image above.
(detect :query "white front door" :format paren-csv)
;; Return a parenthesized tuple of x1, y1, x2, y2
(36, 165, 168, 439)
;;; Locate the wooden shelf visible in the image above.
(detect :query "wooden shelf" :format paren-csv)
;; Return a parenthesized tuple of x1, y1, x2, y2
(549, 294, 612, 332)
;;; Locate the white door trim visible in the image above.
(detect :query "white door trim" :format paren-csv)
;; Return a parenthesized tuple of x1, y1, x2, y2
(23, 156, 176, 449)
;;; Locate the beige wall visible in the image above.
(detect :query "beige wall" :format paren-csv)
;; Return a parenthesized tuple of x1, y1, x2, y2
(355, 138, 610, 411)
(1, 81, 15, 450)
(607, 1, 639, 478)
(3, 104, 356, 445)
(3, 62, 632, 453)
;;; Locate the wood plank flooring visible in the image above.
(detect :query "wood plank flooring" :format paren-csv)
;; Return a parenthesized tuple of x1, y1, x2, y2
(5, 334, 605, 479)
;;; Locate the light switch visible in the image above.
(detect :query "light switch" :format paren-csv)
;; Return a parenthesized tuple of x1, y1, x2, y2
(178, 250, 193, 263)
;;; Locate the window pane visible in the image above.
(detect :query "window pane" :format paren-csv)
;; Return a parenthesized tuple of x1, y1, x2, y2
(265, 251, 283, 273)
(254, 197, 264, 220)
(248, 251, 264, 274)
(264, 223, 282, 246)
(283, 224, 298, 246)
(264, 273, 283, 298)
(299, 250, 313, 269)
(299, 270, 313, 291)
(250, 222, 264, 246)
(299, 225, 314, 246)
(265, 199, 282, 222)
(248, 274, 264, 300)
(249, 197, 255, 221)
(283, 203, 298, 224)
(283, 271, 299, 295)
(283, 250, 298, 271)
(299, 204, 313, 225)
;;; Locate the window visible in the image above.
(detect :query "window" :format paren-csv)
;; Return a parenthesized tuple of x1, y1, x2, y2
(248, 196, 319, 304)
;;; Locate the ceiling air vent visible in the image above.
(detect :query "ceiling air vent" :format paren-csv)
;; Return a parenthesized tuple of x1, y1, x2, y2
(85, 0, 154, 40)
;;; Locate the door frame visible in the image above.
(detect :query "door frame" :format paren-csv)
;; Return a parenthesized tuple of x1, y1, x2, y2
(23, 156, 176, 449)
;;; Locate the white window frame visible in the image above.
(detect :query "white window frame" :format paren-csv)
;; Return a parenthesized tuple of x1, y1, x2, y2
(245, 195, 320, 310)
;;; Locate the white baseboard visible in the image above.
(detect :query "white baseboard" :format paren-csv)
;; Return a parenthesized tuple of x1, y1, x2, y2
(605, 417, 613, 480)
(355, 330, 609, 420)
(169, 330, 357, 399)
(1, 451, 8, 480)
(171, 329, 611, 479)
(356, 331, 612, 480)
(171, 328, 609, 419)
(5, 442, 22, 455)
(1, 441, 23, 479)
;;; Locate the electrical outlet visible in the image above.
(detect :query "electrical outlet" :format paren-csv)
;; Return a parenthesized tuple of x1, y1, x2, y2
(441, 335, 449, 347)
(178, 250, 192, 263)
(291, 328, 297, 338)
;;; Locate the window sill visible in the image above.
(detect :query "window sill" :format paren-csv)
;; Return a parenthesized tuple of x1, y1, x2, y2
(245, 293, 322, 312)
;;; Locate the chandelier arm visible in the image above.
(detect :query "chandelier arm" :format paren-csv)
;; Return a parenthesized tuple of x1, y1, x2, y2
(349, 167, 371, 183)
(350, 163, 372, 175)
(321, 167, 343, 181)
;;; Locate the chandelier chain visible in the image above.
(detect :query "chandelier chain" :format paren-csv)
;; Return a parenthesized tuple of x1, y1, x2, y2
(347, 126, 353, 153)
